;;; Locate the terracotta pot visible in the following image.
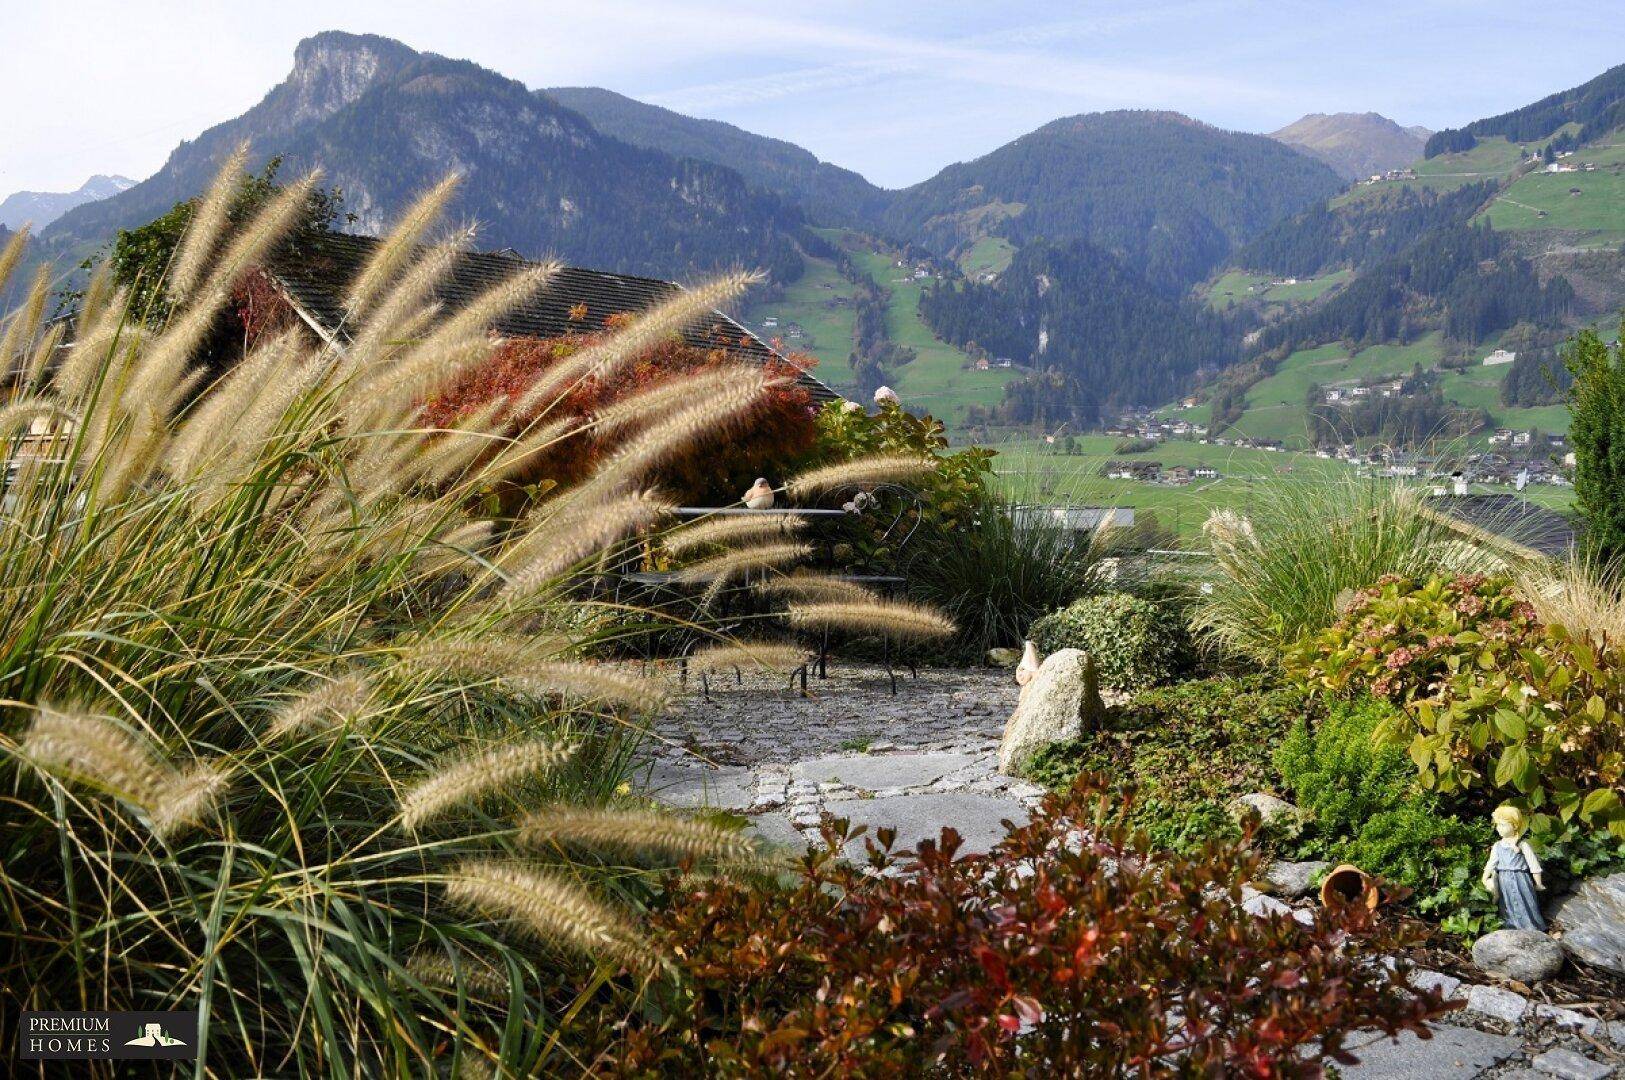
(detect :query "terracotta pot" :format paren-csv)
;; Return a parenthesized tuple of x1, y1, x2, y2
(1319, 863, 1380, 910)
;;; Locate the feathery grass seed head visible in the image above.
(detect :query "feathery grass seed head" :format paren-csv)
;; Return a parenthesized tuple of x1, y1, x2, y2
(519, 805, 757, 865)
(786, 599, 955, 641)
(442, 859, 647, 966)
(268, 673, 376, 740)
(786, 454, 936, 499)
(399, 739, 574, 829)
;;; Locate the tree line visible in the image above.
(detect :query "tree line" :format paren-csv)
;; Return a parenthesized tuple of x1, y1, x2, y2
(1425, 62, 1625, 157)
(921, 239, 1238, 427)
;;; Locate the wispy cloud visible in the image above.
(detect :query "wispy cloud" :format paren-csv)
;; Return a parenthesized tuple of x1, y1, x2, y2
(644, 2, 1277, 114)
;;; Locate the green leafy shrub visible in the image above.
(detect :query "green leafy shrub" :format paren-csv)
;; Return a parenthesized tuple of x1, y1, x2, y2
(1275, 697, 1495, 935)
(1028, 676, 1314, 850)
(810, 398, 994, 534)
(1286, 574, 1625, 838)
(608, 779, 1451, 1075)
(1029, 591, 1192, 692)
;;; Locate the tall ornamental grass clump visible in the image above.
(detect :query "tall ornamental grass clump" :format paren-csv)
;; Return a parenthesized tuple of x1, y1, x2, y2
(0, 154, 901, 1076)
(904, 493, 1104, 658)
(1191, 478, 1496, 665)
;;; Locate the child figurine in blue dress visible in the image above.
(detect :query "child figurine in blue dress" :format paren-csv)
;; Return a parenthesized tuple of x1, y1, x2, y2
(1480, 805, 1545, 931)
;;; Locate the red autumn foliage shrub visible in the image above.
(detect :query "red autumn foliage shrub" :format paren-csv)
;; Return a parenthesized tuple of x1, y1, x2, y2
(608, 779, 1453, 1077)
(233, 268, 302, 346)
(419, 331, 821, 504)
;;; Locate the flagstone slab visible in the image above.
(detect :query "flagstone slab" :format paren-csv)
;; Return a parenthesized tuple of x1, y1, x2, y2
(1336, 1025, 1520, 1079)
(646, 766, 756, 810)
(833, 792, 1028, 855)
(791, 752, 981, 792)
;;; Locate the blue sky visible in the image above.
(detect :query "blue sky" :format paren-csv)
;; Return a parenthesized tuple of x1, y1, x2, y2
(4, 0, 1620, 193)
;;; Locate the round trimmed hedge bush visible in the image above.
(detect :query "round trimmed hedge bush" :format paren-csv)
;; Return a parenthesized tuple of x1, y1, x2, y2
(1028, 592, 1192, 692)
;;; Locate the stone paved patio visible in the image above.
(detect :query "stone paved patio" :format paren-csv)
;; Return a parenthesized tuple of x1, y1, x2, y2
(638, 662, 1044, 852)
(634, 663, 1623, 1078)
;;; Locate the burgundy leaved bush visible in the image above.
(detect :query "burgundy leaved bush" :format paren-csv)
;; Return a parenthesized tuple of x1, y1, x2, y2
(607, 779, 1456, 1077)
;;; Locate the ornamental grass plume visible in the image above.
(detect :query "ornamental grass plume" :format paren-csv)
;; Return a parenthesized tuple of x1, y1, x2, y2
(664, 513, 805, 556)
(592, 363, 769, 436)
(443, 860, 647, 968)
(569, 365, 770, 504)
(344, 174, 461, 317)
(398, 739, 576, 829)
(685, 640, 810, 674)
(519, 804, 757, 865)
(167, 141, 248, 300)
(786, 599, 956, 641)
(267, 673, 377, 740)
(496, 489, 674, 602)
(405, 951, 512, 1000)
(1514, 553, 1625, 649)
(21, 708, 231, 840)
(0, 263, 52, 376)
(146, 759, 235, 840)
(673, 541, 812, 585)
(21, 707, 173, 810)
(0, 151, 812, 1072)
(755, 571, 879, 604)
(513, 269, 762, 417)
(786, 453, 936, 498)
(405, 636, 668, 715)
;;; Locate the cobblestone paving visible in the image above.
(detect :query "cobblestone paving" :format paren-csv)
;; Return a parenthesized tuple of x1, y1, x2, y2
(634, 663, 1623, 1078)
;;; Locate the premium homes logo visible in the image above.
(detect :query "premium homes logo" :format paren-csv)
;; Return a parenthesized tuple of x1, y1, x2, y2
(21, 1011, 199, 1061)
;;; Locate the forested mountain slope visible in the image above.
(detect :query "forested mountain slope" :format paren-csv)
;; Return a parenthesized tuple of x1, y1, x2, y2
(39, 32, 810, 284)
(920, 239, 1238, 426)
(543, 86, 888, 228)
(880, 111, 1342, 293)
(1426, 62, 1625, 156)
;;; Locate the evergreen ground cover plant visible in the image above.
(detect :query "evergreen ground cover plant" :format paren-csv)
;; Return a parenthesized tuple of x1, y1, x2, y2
(1026, 676, 1313, 851)
(1275, 697, 1497, 936)
(0, 155, 948, 1076)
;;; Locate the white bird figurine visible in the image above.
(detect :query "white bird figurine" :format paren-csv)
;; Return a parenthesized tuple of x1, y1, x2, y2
(743, 478, 775, 510)
(1015, 640, 1041, 688)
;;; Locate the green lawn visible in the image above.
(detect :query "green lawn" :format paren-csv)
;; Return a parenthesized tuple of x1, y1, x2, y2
(843, 242, 1018, 419)
(1202, 269, 1351, 311)
(983, 433, 1573, 538)
(957, 236, 1016, 280)
(1481, 138, 1625, 241)
(741, 246, 859, 390)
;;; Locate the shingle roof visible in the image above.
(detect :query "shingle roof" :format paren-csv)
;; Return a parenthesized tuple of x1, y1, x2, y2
(1428, 493, 1578, 558)
(261, 232, 841, 403)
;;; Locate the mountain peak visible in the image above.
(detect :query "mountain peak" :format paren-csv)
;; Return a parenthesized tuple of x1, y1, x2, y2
(1269, 112, 1429, 180)
(0, 174, 137, 230)
(283, 32, 422, 125)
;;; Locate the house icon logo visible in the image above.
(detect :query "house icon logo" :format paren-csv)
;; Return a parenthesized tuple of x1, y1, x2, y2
(125, 1022, 186, 1047)
(20, 1010, 198, 1060)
